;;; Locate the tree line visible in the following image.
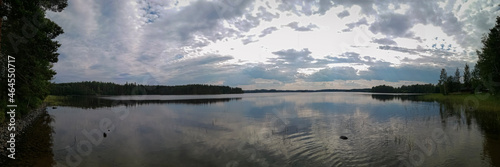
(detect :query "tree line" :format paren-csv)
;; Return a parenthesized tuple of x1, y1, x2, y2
(371, 84, 439, 93)
(49, 81, 244, 95)
(439, 16, 500, 95)
(438, 64, 478, 95)
(372, 16, 500, 95)
(0, 0, 67, 121)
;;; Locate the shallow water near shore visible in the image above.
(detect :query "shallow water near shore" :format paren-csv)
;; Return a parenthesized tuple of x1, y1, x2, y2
(6, 92, 500, 166)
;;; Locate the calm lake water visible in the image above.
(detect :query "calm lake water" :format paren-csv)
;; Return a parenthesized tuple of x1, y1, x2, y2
(6, 92, 500, 166)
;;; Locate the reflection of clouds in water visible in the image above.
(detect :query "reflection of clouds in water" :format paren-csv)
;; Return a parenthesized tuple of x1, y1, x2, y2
(245, 92, 386, 107)
(163, 94, 410, 166)
(250, 97, 285, 107)
(296, 108, 322, 118)
(49, 93, 492, 166)
(51, 95, 405, 166)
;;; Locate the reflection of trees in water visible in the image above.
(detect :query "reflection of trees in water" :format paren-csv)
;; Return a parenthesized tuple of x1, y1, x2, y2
(371, 94, 500, 166)
(48, 96, 242, 109)
(467, 108, 500, 166)
(370, 94, 419, 102)
(2, 109, 55, 166)
(437, 101, 500, 166)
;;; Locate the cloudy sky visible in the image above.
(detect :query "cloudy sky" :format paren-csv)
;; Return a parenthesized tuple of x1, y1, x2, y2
(46, 0, 500, 90)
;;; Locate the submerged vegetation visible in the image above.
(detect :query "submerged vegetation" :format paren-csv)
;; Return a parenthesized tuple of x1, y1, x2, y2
(49, 81, 244, 95)
(418, 93, 500, 112)
(42, 95, 69, 106)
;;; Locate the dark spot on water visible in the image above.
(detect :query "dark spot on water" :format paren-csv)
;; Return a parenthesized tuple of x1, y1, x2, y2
(340, 136, 348, 140)
(52, 106, 57, 109)
(103, 133, 107, 138)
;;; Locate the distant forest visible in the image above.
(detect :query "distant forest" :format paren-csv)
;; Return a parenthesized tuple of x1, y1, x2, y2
(371, 84, 439, 93)
(245, 88, 371, 93)
(50, 81, 243, 95)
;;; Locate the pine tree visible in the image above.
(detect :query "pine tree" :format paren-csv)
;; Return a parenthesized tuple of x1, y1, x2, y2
(439, 68, 448, 95)
(476, 16, 500, 94)
(463, 63, 471, 91)
(454, 68, 461, 92)
(1, 0, 67, 118)
(471, 64, 482, 92)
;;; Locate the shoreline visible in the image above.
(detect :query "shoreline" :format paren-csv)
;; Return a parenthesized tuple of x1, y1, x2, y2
(418, 93, 500, 111)
(0, 103, 48, 161)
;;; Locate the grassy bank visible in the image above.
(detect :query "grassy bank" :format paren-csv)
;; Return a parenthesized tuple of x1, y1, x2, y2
(418, 93, 500, 111)
(43, 95, 70, 106)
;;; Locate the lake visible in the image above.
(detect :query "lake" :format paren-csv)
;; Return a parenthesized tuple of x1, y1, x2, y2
(6, 92, 500, 166)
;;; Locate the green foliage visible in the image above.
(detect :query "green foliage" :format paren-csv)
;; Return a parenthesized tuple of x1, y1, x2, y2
(49, 81, 244, 95)
(438, 67, 467, 95)
(371, 85, 396, 93)
(419, 93, 500, 112)
(476, 16, 500, 95)
(371, 84, 438, 93)
(439, 16, 500, 95)
(439, 68, 448, 95)
(0, 0, 67, 120)
(471, 64, 484, 92)
(446, 76, 455, 93)
(464, 63, 471, 89)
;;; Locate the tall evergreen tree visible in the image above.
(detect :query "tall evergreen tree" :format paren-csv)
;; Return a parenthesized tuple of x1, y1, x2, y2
(1, 0, 67, 119)
(454, 68, 461, 92)
(471, 63, 482, 92)
(454, 68, 461, 83)
(446, 76, 454, 93)
(476, 16, 500, 94)
(439, 68, 448, 95)
(463, 63, 471, 90)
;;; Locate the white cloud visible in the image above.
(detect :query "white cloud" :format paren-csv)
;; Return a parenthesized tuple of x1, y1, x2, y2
(46, 0, 500, 90)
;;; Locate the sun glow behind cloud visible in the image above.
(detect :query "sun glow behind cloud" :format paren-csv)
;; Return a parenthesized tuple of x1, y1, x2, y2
(46, 0, 500, 89)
